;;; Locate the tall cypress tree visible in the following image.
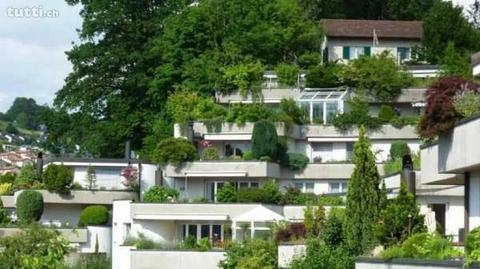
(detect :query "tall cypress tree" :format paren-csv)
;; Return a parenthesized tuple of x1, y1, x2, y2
(344, 126, 382, 255)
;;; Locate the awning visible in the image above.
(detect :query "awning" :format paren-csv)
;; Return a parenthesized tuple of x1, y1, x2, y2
(184, 171, 248, 177)
(133, 214, 229, 221)
(204, 134, 251, 141)
(232, 206, 284, 222)
(308, 137, 357, 142)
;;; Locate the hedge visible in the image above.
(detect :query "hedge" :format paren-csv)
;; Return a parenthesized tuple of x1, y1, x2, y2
(16, 190, 44, 222)
(78, 205, 109, 226)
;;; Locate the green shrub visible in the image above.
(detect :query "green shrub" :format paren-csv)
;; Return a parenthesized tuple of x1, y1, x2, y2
(78, 205, 109, 226)
(466, 227, 480, 265)
(261, 180, 282, 204)
(43, 164, 74, 194)
(124, 233, 162, 250)
(378, 105, 396, 122)
(251, 120, 278, 160)
(0, 183, 13, 195)
(0, 173, 16, 184)
(143, 186, 179, 203)
(306, 64, 343, 88)
(453, 90, 480, 118)
(381, 233, 462, 260)
(332, 98, 382, 130)
(290, 239, 354, 269)
(225, 104, 275, 126)
(279, 98, 306, 125)
(236, 188, 265, 203)
(389, 141, 410, 160)
(376, 183, 426, 247)
(242, 150, 255, 161)
(282, 153, 309, 171)
(222, 61, 265, 98)
(152, 138, 196, 165)
(181, 235, 197, 249)
(70, 254, 110, 269)
(343, 52, 413, 101)
(390, 115, 419, 128)
(219, 239, 277, 269)
(323, 208, 345, 248)
(383, 153, 420, 175)
(16, 190, 44, 222)
(0, 198, 9, 224)
(275, 63, 299, 87)
(197, 237, 212, 251)
(201, 147, 219, 161)
(15, 163, 37, 188)
(216, 183, 236, 203)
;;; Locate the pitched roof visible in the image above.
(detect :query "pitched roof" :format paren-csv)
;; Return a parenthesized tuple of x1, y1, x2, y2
(321, 19, 423, 40)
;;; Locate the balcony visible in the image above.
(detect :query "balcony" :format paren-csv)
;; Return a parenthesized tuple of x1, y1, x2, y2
(215, 88, 301, 104)
(303, 124, 418, 141)
(13, 190, 138, 205)
(420, 143, 463, 185)
(438, 116, 480, 174)
(163, 161, 281, 178)
(0, 227, 88, 243)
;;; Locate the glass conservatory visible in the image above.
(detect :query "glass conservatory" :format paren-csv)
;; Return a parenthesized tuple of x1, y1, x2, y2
(297, 88, 348, 124)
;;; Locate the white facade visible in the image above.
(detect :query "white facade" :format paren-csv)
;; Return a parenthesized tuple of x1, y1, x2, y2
(325, 38, 419, 64)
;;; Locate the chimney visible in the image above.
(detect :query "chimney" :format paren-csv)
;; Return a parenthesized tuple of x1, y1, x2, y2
(36, 152, 43, 179)
(401, 154, 416, 195)
(125, 141, 131, 161)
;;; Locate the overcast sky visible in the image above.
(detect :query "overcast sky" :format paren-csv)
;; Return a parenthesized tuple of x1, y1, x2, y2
(0, 1, 81, 112)
(0, 1, 477, 113)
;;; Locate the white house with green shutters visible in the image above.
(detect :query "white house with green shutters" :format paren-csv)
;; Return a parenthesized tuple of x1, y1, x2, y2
(321, 19, 422, 64)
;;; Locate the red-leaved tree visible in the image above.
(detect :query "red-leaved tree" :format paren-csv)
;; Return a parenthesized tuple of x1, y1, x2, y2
(418, 76, 480, 139)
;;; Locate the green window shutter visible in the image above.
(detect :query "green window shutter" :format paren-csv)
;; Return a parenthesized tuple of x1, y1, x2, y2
(364, 46, 371, 56)
(343, 46, 350, 60)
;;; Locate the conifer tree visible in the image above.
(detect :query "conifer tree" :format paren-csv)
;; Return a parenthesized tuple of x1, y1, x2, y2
(344, 126, 382, 255)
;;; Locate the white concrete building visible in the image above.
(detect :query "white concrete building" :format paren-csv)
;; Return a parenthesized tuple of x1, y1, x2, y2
(46, 158, 159, 195)
(418, 115, 480, 236)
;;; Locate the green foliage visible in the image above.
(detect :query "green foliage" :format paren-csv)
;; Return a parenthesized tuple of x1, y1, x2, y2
(124, 233, 163, 250)
(242, 151, 255, 161)
(216, 183, 236, 203)
(343, 52, 413, 101)
(423, 1, 480, 64)
(85, 165, 97, 190)
(43, 164, 74, 194)
(232, 180, 282, 204)
(389, 141, 410, 160)
(197, 237, 212, 251)
(6, 97, 50, 130)
(15, 163, 37, 187)
(180, 235, 197, 249)
(152, 138, 196, 165)
(323, 208, 345, 248)
(281, 186, 344, 206)
(143, 186, 179, 203)
(280, 98, 307, 125)
(0, 183, 13, 195)
(376, 183, 426, 247)
(166, 91, 201, 127)
(201, 147, 220, 161)
(223, 62, 265, 98)
(383, 154, 420, 175)
(261, 180, 283, 204)
(0, 198, 9, 224)
(251, 120, 278, 160)
(225, 104, 275, 126)
(219, 239, 277, 269)
(332, 98, 381, 130)
(453, 91, 480, 118)
(344, 126, 384, 255)
(390, 115, 419, 128)
(440, 42, 472, 78)
(275, 63, 300, 87)
(282, 153, 310, 171)
(289, 239, 354, 269)
(381, 233, 462, 260)
(466, 227, 480, 265)
(306, 64, 343, 88)
(70, 254, 110, 269)
(0, 173, 16, 184)
(78, 206, 109, 226)
(0, 224, 70, 269)
(378, 105, 396, 123)
(16, 190, 44, 222)
(304, 205, 325, 238)
(5, 123, 18, 135)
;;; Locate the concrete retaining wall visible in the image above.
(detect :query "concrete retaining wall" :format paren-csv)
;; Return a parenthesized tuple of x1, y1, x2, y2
(130, 250, 226, 269)
(355, 258, 480, 269)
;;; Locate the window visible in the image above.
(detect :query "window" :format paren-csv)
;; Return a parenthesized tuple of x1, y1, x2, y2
(312, 143, 333, 152)
(312, 102, 324, 124)
(201, 225, 210, 239)
(237, 182, 259, 190)
(188, 224, 198, 237)
(325, 102, 338, 123)
(210, 181, 226, 202)
(297, 89, 347, 125)
(329, 181, 348, 193)
(346, 142, 354, 161)
(350, 47, 365, 59)
(182, 224, 224, 242)
(294, 182, 315, 193)
(397, 47, 410, 63)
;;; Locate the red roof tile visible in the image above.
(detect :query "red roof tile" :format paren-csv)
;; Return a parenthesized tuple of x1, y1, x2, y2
(322, 19, 423, 40)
